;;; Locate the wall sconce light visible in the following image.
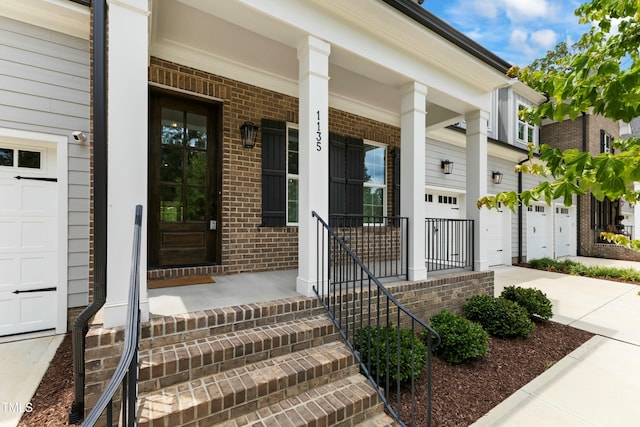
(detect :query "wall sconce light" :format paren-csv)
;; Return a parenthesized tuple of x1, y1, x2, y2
(240, 121, 259, 149)
(441, 160, 453, 175)
(492, 171, 503, 184)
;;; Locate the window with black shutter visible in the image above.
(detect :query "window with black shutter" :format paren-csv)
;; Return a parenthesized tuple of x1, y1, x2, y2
(261, 119, 287, 226)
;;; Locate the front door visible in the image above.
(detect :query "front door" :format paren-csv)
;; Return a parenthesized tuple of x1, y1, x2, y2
(149, 93, 220, 267)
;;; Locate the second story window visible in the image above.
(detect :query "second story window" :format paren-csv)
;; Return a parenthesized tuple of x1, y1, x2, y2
(517, 103, 535, 145)
(601, 130, 612, 153)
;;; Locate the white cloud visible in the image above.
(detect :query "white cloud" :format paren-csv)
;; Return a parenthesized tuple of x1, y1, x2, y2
(530, 29, 558, 50)
(509, 29, 528, 46)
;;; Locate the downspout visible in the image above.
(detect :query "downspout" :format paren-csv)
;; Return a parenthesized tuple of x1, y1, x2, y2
(69, 0, 107, 423)
(577, 112, 587, 254)
(517, 157, 528, 264)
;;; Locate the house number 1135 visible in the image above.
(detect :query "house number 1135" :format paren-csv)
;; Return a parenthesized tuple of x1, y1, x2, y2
(316, 110, 322, 151)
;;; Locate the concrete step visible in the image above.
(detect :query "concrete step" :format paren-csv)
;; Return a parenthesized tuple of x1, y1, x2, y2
(139, 315, 338, 393)
(226, 375, 383, 427)
(137, 341, 359, 427)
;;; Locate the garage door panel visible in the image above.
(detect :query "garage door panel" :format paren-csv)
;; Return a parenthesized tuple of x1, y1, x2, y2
(0, 220, 19, 250)
(0, 143, 58, 336)
(0, 183, 18, 213)
(21, 182, 56, 215)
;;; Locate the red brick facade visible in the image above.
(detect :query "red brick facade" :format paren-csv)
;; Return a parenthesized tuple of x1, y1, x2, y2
(148, 58, 401, 278)
(542, 115, 640, 261)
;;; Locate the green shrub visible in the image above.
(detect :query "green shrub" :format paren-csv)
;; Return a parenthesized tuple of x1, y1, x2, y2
(462, 295, 534, 338)
(501, 286, 553, 320)
(354, 324, 427, 385)
(429, 310, 488, 364)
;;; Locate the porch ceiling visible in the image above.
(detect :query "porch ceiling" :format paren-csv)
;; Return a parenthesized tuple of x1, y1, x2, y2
(150, 0, 508, 128)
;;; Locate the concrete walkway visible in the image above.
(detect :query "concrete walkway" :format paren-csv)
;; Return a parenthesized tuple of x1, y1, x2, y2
(474, 257, 640, 426)
(0, 333, 63, 427)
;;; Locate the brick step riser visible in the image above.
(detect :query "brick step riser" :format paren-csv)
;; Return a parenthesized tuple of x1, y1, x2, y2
(139, 319, 340, 393)
(140, 299, 324, 351)
(137, 343, 360, 427)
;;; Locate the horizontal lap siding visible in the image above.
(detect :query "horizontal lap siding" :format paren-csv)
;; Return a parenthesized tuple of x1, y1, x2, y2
(0, 16, 90, 308)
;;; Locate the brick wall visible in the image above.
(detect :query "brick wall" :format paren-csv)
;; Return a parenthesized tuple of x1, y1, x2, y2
(148, 57, 401, 277)
(543, 115, 638, 260)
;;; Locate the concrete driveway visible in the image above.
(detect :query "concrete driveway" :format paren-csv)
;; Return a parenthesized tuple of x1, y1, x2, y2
(474, 257, 640, 426)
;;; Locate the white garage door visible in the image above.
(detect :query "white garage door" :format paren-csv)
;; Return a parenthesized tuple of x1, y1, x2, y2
(425, 192, 462, 219)
(425, 192, 468, 269)
(486, 203, 506, 266)
(527, 204, 552, 261)
(0, 145, 58, 336)
(555, 206, 576, 257)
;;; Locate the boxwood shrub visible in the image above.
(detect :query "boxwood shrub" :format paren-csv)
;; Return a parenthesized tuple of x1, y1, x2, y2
(429, 310, 488, 364)
(354, 324, 427, 386)
(462, 294, 534, 338)
(501, 286, 553, 320)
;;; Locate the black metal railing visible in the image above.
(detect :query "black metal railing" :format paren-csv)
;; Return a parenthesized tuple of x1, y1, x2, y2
(425, 218, 474, 272)
(330, 214, 408, 280)
(594, 225, 633, 243)
(83, 205, 143, 427)
(313, 211, 440, 427)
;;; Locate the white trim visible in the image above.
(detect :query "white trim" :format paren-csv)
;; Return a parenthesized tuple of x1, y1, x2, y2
(0, 127, 68, 334)
(425, 185, 466, 195)
(363, 140, 387, 223)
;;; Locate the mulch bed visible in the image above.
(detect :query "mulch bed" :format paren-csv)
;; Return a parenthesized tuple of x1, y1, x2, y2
(20, 321, 593, 426)
(395, 320, 594, 426)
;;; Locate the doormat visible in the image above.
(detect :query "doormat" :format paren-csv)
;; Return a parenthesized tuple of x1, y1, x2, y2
(148, 275, 215, 290)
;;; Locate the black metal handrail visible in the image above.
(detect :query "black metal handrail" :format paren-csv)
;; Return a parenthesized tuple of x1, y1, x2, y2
(594, 225, 633, 243)
(425, 218, 474, 272)
(313, 211, 440, 427)
(330, 214, 408, 280)
(83, 205, 143, 427)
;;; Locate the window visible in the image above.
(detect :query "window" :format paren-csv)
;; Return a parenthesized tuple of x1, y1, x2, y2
(601, 131, 612, 153)
(363, 143, 386, 222)
(591, 195, 620, 229)
(517, 103, 535, 145)
(287, 126, 299, 224)
(0, 147, 41, 169)
(260, 120, 389, 226)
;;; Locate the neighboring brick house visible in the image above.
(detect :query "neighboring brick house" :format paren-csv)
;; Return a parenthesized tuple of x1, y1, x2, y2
(542, 114, 640, 261)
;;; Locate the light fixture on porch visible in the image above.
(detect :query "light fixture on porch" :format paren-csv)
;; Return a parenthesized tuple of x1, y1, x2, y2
(240, 121, 259, 149)
(441, 159, 453, 175)
(492, 171, 504, 184)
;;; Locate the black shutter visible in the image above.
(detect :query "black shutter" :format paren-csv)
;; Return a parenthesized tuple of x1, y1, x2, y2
(261, 119, 286, 226)
(329, 133, 346, 222)
(393, 147, 400, 217)
(345, 137, 363, 218)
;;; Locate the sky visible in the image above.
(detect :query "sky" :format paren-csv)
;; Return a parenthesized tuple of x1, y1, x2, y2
(422, 0, 589, 67)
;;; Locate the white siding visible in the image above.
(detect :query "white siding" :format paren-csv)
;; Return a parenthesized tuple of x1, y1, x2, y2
(425, 138, 466, 191)
(0, 16, 90, 309)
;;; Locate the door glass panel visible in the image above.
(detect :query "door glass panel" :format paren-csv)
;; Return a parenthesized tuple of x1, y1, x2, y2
(186, 113, 207, 148)
(161, 108, 184, 145)
(18, 151, 41, 169)
(0, 148, 13, 166)
(160, 147, 183, 183)
(186, 150, 207, 184)
(160, 186, 183, 221)
(185, 187, 206, 221)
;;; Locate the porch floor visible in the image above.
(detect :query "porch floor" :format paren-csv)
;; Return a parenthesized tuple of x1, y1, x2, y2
(148, 269, 300, 317)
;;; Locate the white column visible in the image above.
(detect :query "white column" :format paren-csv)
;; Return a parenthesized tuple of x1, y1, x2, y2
(103, 0, 149, 328)
(633, 183, 640, 240)
(400, 82, 428, 281)
(466, 110, 490, 271)
(296, 36, 330, 296)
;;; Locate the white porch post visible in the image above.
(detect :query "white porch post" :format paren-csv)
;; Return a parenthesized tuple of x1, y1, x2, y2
(466, 110, 490, 271)
(400, 82, 428, 281)
(296, 36, 330, 296)
(633, 183, 640, 240)
(103, 0, 149, 328)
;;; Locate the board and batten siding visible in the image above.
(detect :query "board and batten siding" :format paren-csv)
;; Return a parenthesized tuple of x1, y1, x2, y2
(0, 16, 90, 308)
